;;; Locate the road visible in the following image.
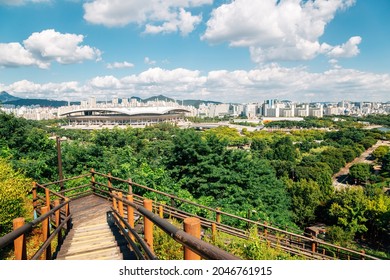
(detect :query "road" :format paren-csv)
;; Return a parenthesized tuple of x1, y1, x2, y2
(333, 140, 390, 190)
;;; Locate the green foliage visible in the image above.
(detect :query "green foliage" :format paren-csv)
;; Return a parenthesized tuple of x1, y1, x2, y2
(326, 226, 354, 246)
(349, 163, 372, 184)
(372, 145, 390, 162)
(0, 158, 33, 236)
(205, 227, 303, 260)
(203, 126, 246, 145)
(286, 179, 322, 227)
(383, 152, 390, 173)
(1, 111, 389, 254)
(153, 219, 183, 260)
(327, 188, 369, 240)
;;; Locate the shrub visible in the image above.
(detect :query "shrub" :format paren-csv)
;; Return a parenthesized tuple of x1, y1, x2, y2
(0, 158, 33, 237)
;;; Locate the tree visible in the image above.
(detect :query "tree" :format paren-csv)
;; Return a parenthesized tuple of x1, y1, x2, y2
(372, 145, 390, 162)
(349, 163, 372, 185)
(327, 188, 369, 241)
(382, 152, 390, 174)
(286, 179, 322, 227)
(272, 137, 299, 162)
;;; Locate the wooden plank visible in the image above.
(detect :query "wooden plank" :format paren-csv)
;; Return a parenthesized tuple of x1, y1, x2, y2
(55, 195, 126, 260)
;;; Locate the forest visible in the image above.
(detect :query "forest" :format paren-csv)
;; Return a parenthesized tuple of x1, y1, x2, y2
(1, 112, 390, 257)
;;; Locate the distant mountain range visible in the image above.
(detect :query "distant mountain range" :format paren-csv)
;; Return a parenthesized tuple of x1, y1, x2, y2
(142, 94, 221, 108)
(0, 91, 21, 103)
(0, 92, 220, 108)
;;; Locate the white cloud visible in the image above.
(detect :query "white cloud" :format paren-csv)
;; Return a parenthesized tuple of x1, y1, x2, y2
(326, 36, 362, 58)
(83, 0, 211, 35)
(202, 0, 361, 63)
(0, 29, 101, 69)
(144, 57, 156, 65)
(5, 66, 389, 103)
(107, 61, 135, 69)
(24, 29, 101, 64)
(0, 43, 48, 68)
(5, 80, 81, 99)
(144, 8, 202, 36)
(89, 76, 121, 89)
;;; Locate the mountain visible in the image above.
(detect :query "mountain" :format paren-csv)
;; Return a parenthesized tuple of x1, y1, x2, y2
(140, 95, 221, 108)
(1, 91, 80, 107)
(182, 99, 221, 108)
(1, 91, 220, 109)
(142, 95, 176, 103)
(0, 91, 21, 103)
(4, 99, 70, 107)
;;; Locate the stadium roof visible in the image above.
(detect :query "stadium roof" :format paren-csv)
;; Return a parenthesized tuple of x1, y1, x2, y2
(60, 106, 190, 117)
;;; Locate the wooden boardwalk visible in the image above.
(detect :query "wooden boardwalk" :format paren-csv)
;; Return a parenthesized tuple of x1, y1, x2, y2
(56, 195, 133, 260)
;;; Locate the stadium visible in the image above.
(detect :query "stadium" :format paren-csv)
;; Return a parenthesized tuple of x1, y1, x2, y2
(60, 107, 191, 128)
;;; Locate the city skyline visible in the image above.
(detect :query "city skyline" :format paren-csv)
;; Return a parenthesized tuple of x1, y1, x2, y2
(0, 0, 389, 103)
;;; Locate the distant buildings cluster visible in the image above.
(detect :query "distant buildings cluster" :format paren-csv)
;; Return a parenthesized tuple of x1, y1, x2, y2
(1, 96, 389, 122)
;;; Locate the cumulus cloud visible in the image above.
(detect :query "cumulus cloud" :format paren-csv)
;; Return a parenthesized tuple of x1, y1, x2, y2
(326, 36, 362, 58)
(144, 8, 202, 36)
(0, 29, 101, 69)
(5, 66, 389, 103)
(83, 0, 211, 35)
(202, 0, 361, 63)
(0, 43, 47, 68)
(5, 80, 81, 99)
(23, 29, 101, 64)
(107, 61, 135, 69)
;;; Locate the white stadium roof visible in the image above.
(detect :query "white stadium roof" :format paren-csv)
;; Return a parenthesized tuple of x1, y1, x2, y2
(60, 106, 190, 117)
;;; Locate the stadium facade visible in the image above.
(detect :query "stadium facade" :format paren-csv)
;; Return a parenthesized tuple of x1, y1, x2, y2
(60, 107, 190, 128)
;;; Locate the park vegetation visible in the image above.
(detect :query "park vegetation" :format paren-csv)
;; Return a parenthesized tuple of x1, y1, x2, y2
(0, 112, 389, 257)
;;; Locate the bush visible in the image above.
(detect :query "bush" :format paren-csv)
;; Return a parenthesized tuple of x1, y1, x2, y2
(0, 158, 33, 237)
(326, 226, 354, 246)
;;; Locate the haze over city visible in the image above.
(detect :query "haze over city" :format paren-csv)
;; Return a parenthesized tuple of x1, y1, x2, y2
(0, 0, 389, 103)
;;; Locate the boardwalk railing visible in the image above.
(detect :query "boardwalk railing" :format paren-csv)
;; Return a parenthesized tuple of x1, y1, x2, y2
(88, 170, 381, 260)
(1, 170, 383, 260)
(0, 183, 72, 260)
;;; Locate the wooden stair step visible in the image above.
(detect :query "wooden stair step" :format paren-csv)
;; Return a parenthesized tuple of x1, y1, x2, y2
(57, 246, 122, 260)
(67, 235, 116, 247)
(74, 225, 111, 236)
(62, 241, 120, 256)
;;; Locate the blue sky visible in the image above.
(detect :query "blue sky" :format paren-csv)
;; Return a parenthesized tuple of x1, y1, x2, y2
(0, 0, 389, 103)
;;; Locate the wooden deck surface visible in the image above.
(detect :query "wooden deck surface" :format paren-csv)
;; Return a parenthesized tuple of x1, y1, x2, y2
(56, 194, 133, 260)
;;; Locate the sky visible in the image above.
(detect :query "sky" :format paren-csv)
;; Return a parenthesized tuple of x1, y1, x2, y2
(0, 0, 389, 103)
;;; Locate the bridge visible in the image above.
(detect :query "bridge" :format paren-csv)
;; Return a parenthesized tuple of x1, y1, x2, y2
(0, 170, 383, 260)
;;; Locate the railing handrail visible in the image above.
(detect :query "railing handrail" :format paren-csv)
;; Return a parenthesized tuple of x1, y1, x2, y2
(0, 200, 70, 249)
(90, 171, 379, 260)
(110, 192, 240, 260)
(4, 171, 382, 260)
(109, 208, 158, 260)
(40, 173, 90, 187)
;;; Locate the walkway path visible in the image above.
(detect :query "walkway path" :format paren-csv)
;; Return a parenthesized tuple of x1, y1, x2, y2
(333, 140, 390, 190)
(56, 195, 132, 260)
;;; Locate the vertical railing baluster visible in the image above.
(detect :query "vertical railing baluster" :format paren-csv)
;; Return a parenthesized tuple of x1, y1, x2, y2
(183, 217, 201, 260)
(41, 206, 51, 260)
(143, 199, 154, 252)
(13, 218, 26, 260)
